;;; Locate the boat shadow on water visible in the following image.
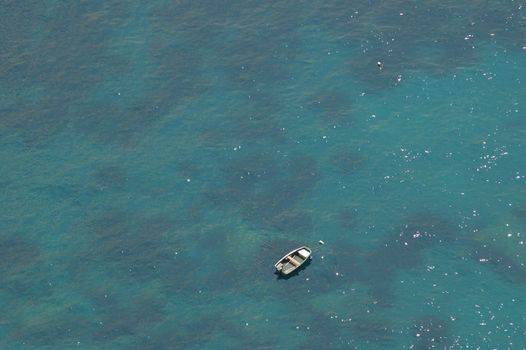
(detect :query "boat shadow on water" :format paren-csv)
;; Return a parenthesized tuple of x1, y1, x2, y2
(274, 257, 312, 280)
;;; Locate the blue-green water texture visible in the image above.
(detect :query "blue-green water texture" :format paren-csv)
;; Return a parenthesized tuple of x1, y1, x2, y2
(2, 1, 526, 349)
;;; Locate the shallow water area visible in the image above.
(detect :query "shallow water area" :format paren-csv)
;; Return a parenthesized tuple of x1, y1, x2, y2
(1, 1, 526, 349)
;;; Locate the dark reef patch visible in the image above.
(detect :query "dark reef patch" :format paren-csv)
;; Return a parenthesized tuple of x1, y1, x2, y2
(265, 208, 314, 234)
(94, 292, 166, 341)
(396, 213, 457, 248)
(2, 1, 212, 145)
(130, 312, 281, 350)
(9, 314, 96, 347)
(349, 49, 408, 93)
(329, 150, 366, 175)
(205, 152, 278, 210)
(238, 154, 320, 232)
(470, 241, 526, 285)
(350, 318, 393, 344)
(75, 101, 168, 146)
(337, 206, 360, 230)
(0, 2, 131, 143)
(309, 0, 524, 92)
(306, 90, 353, 126)
(198, 93, 286, 149)
(209, 3, 302, 88)
(239, 181, 305, 222)
(0, 235, 40, 276)
(77, 210, 178, 283)
(175, 160, 203, 182)
(298, 312, 342, 349)
(187, 226, 250, 290)
(212, 153, 320, 233)
(157, 249, 203, 296)
(0, 100, 71, 144)
(365, 214, 456, 302)
(150, 319, 216, 350)
(235, 110, 284, 145)
(94, 164, 128, 187)
(222, 152, 278, 200)
(513, 207, 526, 220)
(0, 233, 47, 301)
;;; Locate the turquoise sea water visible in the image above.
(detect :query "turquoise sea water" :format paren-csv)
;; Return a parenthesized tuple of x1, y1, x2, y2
(1, 1, 526, 349)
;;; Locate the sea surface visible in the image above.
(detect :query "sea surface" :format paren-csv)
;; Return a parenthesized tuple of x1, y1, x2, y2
(1, 1, 526, 349)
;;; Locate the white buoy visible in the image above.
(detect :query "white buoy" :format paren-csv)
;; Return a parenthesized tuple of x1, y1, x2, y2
(318, 240, 325, 245)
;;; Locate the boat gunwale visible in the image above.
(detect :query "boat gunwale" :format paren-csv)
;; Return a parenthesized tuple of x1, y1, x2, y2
(274, 246, 312, 271)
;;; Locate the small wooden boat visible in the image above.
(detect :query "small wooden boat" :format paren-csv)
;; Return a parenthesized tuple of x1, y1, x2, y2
(275, 246, 312, 275)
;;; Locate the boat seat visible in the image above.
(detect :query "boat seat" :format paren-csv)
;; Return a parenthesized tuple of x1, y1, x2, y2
(287, 256, 301, 267)
(298, 249, 310, 259)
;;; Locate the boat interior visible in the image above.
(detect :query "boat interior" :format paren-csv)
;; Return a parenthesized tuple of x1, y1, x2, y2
(280, 252, 307, 273)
